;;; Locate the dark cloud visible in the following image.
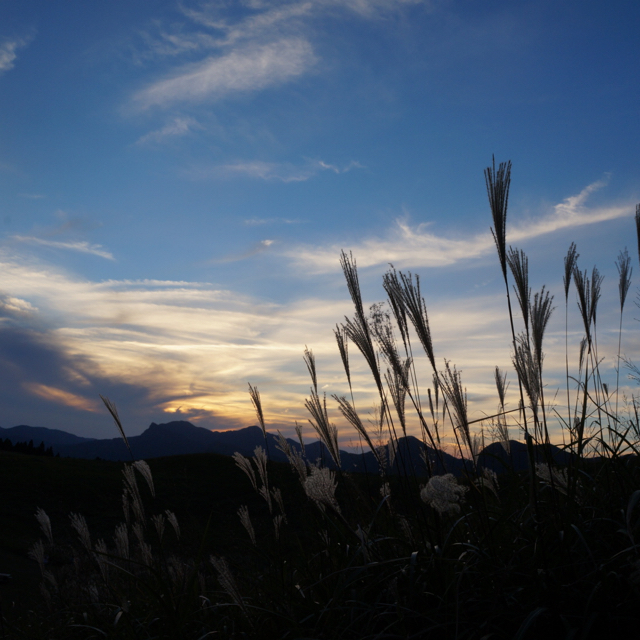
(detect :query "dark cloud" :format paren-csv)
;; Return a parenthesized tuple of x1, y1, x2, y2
(0, 323, 153, 438)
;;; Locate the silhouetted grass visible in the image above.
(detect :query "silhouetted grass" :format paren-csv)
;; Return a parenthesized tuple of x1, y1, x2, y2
(4, 161, 640, 639)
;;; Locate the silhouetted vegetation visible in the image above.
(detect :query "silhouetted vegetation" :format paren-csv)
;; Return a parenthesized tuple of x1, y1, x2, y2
(3, 163, 640, 639)
(0, 439, 55, 457)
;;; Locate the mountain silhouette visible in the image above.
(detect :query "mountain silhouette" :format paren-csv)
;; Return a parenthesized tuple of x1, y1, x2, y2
(2, 421, 583, 477)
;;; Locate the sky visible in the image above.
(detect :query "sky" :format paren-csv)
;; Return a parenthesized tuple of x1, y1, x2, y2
(0, 0, 639, 449)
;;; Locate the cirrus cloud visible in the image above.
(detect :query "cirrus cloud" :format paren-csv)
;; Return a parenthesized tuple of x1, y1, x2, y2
(133, 38, 316, 109)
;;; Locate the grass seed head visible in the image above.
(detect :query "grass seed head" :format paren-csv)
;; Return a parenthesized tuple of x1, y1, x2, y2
(304, 466, 340, 513)
(421, 474, 468, 515)
(35, 507, 53, 546)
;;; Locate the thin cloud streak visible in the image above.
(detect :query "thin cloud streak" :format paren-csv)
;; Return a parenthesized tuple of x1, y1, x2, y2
(11, 236, 115, 260)
(25, 383, 101, 413)
(133, 38, 316, 109)
(190, 158, 363, 182)
(135, 116, 202, 144)
(284, 179, 636, 273)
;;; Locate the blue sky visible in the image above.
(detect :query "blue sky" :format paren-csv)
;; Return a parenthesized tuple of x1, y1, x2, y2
(0, 0, 639, 448)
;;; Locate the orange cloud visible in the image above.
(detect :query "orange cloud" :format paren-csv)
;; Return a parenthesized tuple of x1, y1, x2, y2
(25, 383, 100, 413)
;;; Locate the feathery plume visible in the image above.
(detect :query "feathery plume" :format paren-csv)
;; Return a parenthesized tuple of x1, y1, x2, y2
(333, 394, 381, 467)
(535, 463, 569, 495)
(152, 514, 165, 542)
(237, 505, 256, 545)
(277, 431, 308, 482)
(113, 523, 129, 560)
(211, 556, 248, 616)
(95, 539, 109, 581)
(258, 485, 273, 514)
(342, 313, 381, 391)
(382, 266, 410, 349)
(616, 248, 632, 313)
(123, 464, 145, 523)
(28, 539, 46, 574)
(393, 270, 436, 372)
(303, 345, 318, 393)
(439, 360, 470, 452)
(485, 157, 512, 279)
(563, 243, 579, 301)
(340, 250, 366, 326)
(420, 474, 468, 515)
(370, 302, 403, 375)
(340, 252, 383, 392)
(474, 468, 500, 499)
(512, 334, 541, 418)
(507, 247, 530, 333)
(494, 367, 508, 409)
(305, 390, 341, 468)
(133, 460, 155, 498)
(248, 384, 267, 446)
(271, 487, 286, 521)
(100, 395, 133, 461)
(165, 510, 180, 540)
(304, 466, 340, 513)
(273, 515, 284, 541)
(253, 446, 269, 489)
(35, 507, 53, 545)
(385, 360, 411, 436)
(233, 452, 257, 491)
(69, 513, 91, 551)
(334, 324, 352, 389)
(530, 286, 555, 367)
(573, 265, 603, 342)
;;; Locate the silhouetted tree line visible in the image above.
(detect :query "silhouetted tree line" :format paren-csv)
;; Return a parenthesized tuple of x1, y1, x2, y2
(0, 438, 57, 457)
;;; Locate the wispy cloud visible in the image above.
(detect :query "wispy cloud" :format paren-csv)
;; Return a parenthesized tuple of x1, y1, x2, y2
(134, 38, 316, 109)
(190, 158, 363, 182)
(0, 295, 37, 318)
(130, 0, 428, 111)
(284, 178, 636, 273)
(25, 383, 101, 413)
(18, 193, 46, 200)
(135, 116, 203, 144)
(0, 36, 31, 75)
(12, 236, 115, 260)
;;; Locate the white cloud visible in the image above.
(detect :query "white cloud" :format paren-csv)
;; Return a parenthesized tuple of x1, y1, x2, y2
(191, 158, 363, 182)
(130, 0, 429, 111)
(283, 178, 636, 273)
(11, 236, 115, 260)
(135, 116, 202, 144)
(0, 295, 37, 317)
(0, 36, 31, 75)
(133, 38, 316, 109)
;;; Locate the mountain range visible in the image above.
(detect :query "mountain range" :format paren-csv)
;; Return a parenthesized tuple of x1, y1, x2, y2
(0, 421, 577, 475)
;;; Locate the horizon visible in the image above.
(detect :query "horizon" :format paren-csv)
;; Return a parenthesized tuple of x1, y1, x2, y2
(1, 1, 639, 448)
